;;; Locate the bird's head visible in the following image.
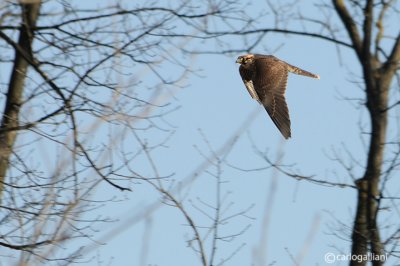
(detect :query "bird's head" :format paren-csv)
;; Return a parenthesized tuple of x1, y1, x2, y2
(236, 54, 255, 66)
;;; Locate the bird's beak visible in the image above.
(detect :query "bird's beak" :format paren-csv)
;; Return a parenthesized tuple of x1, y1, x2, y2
(236, 57, 242, 64)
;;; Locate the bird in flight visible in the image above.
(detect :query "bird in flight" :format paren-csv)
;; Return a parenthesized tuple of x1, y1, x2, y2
(236, 54, 320, 139)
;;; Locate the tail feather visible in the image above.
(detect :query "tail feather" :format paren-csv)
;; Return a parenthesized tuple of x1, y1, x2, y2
(286, 64, 320, 79)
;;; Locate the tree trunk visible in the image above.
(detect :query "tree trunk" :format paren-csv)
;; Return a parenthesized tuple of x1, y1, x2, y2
(365, 82, 388, 266)
(350, 59, 389, 265)
(0, 2, 41, 198)
(351, 179, 368, 266)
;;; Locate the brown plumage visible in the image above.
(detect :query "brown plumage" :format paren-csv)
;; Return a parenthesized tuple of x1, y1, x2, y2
(236, 54, 320, 139)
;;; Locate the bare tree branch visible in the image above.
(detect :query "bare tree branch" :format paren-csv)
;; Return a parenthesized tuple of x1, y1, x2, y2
(332, 0, 363, 59)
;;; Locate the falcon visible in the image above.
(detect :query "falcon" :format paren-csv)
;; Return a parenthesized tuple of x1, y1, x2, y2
(236, 54, 320, 139)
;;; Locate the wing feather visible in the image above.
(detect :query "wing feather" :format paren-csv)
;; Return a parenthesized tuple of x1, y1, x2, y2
(243, 80, 261, 103)
(253, 56, 291, 139)
(239, 64, 261, 103)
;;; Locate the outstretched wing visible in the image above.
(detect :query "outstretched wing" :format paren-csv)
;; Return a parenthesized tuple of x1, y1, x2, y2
(239, 66, 261, 103)
(253, 56, 291, 139)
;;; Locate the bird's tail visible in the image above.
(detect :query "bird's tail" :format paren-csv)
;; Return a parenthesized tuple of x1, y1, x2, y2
(287, 64, 320, 79)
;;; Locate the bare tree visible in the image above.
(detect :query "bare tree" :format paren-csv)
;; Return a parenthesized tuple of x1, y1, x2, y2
(0, 1, 255, 264)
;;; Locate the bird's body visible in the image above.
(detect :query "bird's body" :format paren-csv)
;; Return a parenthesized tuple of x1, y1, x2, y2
(236, 54, 320, 139)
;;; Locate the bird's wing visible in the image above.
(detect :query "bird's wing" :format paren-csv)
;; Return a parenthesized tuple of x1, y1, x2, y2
(254, 57, 291, 139)
(243, 79, 261, 103)
(239, 65, 261, 103)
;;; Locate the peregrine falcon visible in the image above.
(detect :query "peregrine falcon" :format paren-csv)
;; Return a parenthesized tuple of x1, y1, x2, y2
(236, 54, 320, 139)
